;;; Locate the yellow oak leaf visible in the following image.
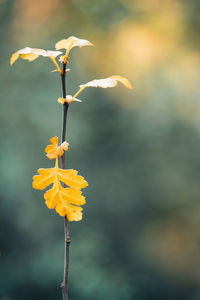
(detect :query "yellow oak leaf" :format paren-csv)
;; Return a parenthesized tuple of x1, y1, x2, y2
(45, 136, 69, 159)
(33, 158, 88, 221)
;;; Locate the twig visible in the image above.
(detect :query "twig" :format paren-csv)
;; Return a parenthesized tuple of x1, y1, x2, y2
(60, 62, 70, 300)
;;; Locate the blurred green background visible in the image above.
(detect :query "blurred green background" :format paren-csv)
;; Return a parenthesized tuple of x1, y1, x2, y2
(1, 0, 200, 299)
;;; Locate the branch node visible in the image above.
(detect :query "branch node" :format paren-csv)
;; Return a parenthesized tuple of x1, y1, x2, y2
(66, 237, 71, 243)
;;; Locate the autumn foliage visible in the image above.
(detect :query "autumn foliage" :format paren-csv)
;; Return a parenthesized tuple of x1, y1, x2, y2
(10, 36, 132, 222)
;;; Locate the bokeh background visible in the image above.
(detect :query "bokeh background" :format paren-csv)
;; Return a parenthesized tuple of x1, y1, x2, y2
(1, 0, 200, 299)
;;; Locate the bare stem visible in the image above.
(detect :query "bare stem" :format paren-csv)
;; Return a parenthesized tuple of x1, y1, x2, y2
(60, 62, 70, 300)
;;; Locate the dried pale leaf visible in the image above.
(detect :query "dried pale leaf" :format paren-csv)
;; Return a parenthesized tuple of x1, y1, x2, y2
(18, 47, 62, 58)
(80, 76, 132, 90)
(80, 78, 116, 89)
(18, 47, 34, 54)
(10, 47, 62, 65)
(55, 36, 92, 64)
(55, 36, 93, 52)
(45, 50, 62, 57)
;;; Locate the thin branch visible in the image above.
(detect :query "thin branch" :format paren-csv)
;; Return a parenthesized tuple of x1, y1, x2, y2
(60, 62, 70, 300)
(61, 63, 68, 169)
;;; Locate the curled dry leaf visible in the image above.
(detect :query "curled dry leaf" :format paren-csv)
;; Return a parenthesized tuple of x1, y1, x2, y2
(55, 36, 93, 52)
(45, 136, 69, 160)
(80, 75, 132, 90)
(10, 47, 62, 65)
(55, 36, 93, 63)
